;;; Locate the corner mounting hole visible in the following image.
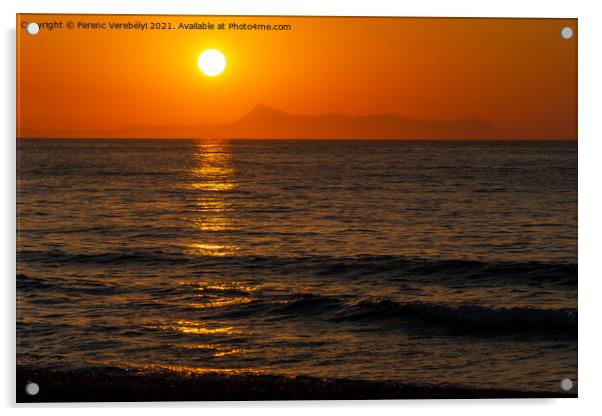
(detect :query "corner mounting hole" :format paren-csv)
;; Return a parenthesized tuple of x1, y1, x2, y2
(560, 378, 573, 391)
(26, 22, 40, 36)
(561, 27, 573, 39)
(25, 382, 39, 396)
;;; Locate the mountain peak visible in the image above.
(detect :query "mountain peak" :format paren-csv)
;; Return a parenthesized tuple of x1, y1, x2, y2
(244, 104, 289, 118)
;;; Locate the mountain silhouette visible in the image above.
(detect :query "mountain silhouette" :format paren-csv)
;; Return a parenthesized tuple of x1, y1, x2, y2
(18, 105, 495, 139)
(216, 104, 495, 139)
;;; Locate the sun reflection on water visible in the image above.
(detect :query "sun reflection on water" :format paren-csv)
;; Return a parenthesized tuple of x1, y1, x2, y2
(186, 296, 253, 309)
(191, 217, 234, 231)
(168, 143, 251, 364)
(151, 319, 240, 335)
(186, 282, 259, 309)
(186, 141, 239, 256)
(127, 364, 266, 376)
(195, 199, 233, 213)
(191, 182, 237, 191)
(182, 343, 255, 357)
(185, 242, 238, 256)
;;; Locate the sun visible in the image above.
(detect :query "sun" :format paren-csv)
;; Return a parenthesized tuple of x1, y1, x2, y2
(197, 49, 226, 77)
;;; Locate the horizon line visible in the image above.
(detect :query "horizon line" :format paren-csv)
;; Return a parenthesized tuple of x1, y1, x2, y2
(16, 137, 578, 141)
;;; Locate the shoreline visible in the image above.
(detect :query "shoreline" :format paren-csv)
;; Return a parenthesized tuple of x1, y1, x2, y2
(16, 365, 576, 402)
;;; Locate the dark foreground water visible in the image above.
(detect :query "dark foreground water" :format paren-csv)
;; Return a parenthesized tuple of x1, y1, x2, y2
(17, 139, 577, 394)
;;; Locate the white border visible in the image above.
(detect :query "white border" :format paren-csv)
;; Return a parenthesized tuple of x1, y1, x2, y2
(6, 0, 586, 18)
(3, 0, 602, 414)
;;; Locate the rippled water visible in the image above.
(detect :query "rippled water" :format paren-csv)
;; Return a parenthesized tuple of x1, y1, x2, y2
(17, 139, 577, 392)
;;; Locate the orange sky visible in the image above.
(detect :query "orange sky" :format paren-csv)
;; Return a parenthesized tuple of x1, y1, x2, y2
(17, 15, 577, 139)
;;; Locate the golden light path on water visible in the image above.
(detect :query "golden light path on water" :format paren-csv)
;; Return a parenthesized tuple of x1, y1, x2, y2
(124, 364, 267, 377)
(187, 141, 239, 256)
(160, 141, 252, 364)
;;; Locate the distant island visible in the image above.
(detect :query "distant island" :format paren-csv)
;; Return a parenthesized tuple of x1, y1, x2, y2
(18, 104, 495, 140)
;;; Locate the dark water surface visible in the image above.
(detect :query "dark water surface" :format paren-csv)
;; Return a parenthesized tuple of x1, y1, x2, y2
(17, 139, 577, 393)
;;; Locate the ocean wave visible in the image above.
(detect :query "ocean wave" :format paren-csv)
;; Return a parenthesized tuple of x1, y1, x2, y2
(338, 298, 577, 336)
(17, 273, 122, 296)
(17, 250, 577, 287)
(227, 293, 577, 338)
(17, 249, 171, 266)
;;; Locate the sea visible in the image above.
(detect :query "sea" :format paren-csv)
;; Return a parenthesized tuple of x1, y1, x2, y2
(16, 139, 577, 393)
